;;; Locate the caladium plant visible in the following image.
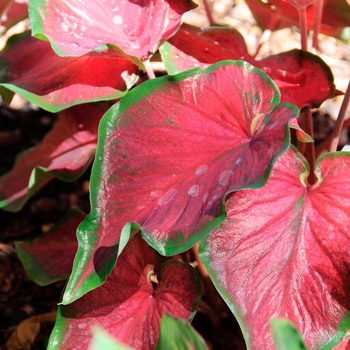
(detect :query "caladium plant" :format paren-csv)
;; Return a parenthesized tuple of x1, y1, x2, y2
(1, 0, 350, 349)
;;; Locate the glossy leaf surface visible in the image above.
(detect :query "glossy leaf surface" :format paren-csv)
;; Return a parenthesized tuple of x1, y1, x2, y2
(49, 235, 202, 350)
(245, 0, 350, 39)
(0, 34, 138, 112)
(161, 26, 335, 109)
(0, 103, 108, 211)
(63, 61, 297, 304)
(15, 210, 84, 285)
(200, 147, 350, 349)
(29, 0, 196, 61)
(156, 314, 209, 350)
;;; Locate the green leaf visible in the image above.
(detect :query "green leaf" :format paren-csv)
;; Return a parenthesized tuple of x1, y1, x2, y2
(156, 314, 209, 350)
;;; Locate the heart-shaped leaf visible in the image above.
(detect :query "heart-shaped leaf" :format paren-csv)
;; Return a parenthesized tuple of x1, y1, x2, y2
(160, 26, 335, 109)
(200, 147, 350, 349)
(0, 103, 108, 212)
(156, 314, 209, 350)
(62, 60, 298, 304)
(245, 0, 350, 40)
(0, 33, 139, 112)
(48, 235, 202, 350)
(15, 210, 84, 286)
(0, 0, 12, 18)
(29, 0, 197, 62)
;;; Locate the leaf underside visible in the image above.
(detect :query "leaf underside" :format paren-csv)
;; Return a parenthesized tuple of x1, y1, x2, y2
(200, 147, 350, 349)
(62, 60, 298, 304)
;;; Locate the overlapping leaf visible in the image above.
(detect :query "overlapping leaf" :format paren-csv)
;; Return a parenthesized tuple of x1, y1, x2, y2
(245, 0, 350, 40)
(0, 34, 139, 111)
(62, 61, 298, 304)
(48, 235, 202, 350)
(160, 25, 335, 109)
(0, 0, 28, 32)
(29, 0, 197, 61)
(15, 210, 84, 285)
(200, 147, 350, 349)
(0, 103, 108, 211)
(156, 314, 209, 350)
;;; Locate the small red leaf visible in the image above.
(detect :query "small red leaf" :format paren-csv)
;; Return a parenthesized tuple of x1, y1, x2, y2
(0, 34, 139, 112)
(245, 0, 350, 39)
(161, 26, 335, 109)
(259, 49, 335, 108)
(62, 61, 298, 304)
(15, 210, 84, 285)
(0, 103, 108, 212)
(0, 0, 28, 31)
(200, 147, 350, 349)
(49, 235, 201, 350)
(29, 0, 197, 60)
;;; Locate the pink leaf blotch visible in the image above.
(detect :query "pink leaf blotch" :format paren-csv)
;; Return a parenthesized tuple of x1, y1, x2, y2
(62, 60, 298, 304)
(49, 235, 201, 350)
(29, 0, 197, 60)
(200, 147, 350, 349)
(0, 103, 108, 212)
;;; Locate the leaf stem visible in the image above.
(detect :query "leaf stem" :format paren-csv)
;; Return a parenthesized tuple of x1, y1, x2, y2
(329, 80, 350, 152)
(299, 7, 308, 51)
(143, 59, 156, 79)
(203, 0, 215, 25)
(302, 108, 317, 184)
(312, 0, 324, 51)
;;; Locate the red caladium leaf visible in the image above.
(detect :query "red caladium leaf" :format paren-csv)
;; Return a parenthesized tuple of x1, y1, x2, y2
(0, 0, 12, 18)
(259, 49, 335, 108)
(199, 147, 350, 349)
(29, 0, 197, 62)
(15, 210, 84, 286)
(160, 24, 251, 74)
(160, 26, 335, 109)
(0, 103, 108, 212)
(245, 0, 350, 40)
(62, 61, 298, 304)
(0, 33, 139, 112)
(0, 0, 28, 31)
(48, 235, 202, 350)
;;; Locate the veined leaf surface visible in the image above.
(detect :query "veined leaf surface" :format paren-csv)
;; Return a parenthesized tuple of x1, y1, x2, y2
(29, 0, 197, 61)
(0, 103, 108, 211)
(200, 147, 350, 349)
(62, 61, 298, 304)
(0, 34, 138, 112)
(49, 235, 201, 350)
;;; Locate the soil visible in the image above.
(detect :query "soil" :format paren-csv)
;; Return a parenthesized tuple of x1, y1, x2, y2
(1, 0, 349, 349)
